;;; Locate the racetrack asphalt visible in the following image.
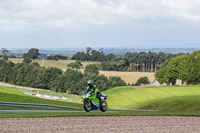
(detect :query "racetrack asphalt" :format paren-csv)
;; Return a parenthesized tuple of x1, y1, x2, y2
(0, 101, 157, 113)
(0, 110, 120, 113)
(0, 108, 157, 113)
(0, 101, 80, 109)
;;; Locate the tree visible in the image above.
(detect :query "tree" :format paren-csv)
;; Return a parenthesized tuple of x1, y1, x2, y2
(1, 48, 9, 61)
(107, 76, 126, 89)
(31, 62, 40, 67)
(182, 51, 200, 84)
(155, 55, 188, 85)
(72, 52, 87, 61)
(100, 61, 112, 70)
(75, 60, 82, 66)
(106, 53, 116, 61)
(23, 53, 32, 64)
(47, 55, 68, 60)
(27, 48, 40, 60)
(135, 76, 150, 86)
(0, 59, 14, 82)
(84, 64, 99, 75)
(86, 47, 92, 60)
(62, 69, 84, 94)
(91, 50, 106, 62)
(67, 61, 83, 69)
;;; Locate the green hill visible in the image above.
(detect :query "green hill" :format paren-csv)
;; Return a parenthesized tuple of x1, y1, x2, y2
(2, 85, 200, 111)
(104, 86, 200, 111)
(0, 86, 82, 110)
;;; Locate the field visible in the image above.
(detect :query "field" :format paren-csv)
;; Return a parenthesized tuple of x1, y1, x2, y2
(8, 58, 155, 83)
(8, 58, 98, 71)
(0, 86, 82, 110)
(99, 71, 154, 84)
(104, 85, 200, 111)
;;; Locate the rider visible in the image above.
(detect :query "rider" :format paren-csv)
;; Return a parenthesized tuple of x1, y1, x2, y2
(87, 80, 102, 101)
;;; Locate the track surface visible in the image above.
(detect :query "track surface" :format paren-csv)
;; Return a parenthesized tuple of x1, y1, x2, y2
(1, 116, 200, 133)
(0, 101, 80, 109)
(0, 110, 119, 113)
(0, 108, 157, 113)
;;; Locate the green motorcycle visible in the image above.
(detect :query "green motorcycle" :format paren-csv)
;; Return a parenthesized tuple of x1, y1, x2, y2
(82, 88, 108, 112)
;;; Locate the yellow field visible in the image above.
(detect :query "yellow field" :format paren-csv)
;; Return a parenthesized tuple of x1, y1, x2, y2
(9, 58, 99, 71)
(9, 58, 155, 83)
(99, 71, 155, 84)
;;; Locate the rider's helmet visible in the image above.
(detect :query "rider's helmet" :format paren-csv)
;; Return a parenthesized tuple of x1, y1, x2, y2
(87, 80, 94, 87)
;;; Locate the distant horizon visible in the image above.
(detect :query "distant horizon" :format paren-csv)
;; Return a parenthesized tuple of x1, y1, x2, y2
(2, 47, 200, 50)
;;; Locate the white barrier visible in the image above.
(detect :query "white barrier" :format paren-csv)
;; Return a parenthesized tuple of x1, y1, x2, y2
(35, 93, 69, 100)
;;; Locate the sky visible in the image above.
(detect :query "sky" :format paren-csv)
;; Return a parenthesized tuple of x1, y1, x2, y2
(0, 0, 200, 48)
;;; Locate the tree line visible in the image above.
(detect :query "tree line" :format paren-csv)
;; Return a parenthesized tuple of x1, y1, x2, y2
(1, 47, 186, 72)
(155, 50, 200, 85)
(72, 47, 186, 72)
(0, 59, 126, 95)
(46, 55, 68, 60)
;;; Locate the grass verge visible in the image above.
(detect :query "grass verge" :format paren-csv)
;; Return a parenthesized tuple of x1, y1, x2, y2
(1, 111, 200, 118)
(0, 86, 83, 110)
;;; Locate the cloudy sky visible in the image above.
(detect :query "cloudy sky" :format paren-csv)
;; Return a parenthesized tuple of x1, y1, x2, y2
(0, 0, 200, 48)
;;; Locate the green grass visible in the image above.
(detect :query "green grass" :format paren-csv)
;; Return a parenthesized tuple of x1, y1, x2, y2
(12, 88, 81, 103)
(0, 86, 83, 110)
(104, 85, 200, 111)
(1, 111, 200, 118)
(1, 85, 200, 117)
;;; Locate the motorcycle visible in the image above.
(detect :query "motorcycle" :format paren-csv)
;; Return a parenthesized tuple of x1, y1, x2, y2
(82, 89, 108, 112)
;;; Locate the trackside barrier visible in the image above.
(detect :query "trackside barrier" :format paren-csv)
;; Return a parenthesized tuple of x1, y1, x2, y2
(25, 93, 70, 101)
(13, 88, 76, 102)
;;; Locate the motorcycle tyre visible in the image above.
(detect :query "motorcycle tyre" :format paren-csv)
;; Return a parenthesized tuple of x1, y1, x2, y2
(100, 101, 107, 112)
(83, 99, 92, 112)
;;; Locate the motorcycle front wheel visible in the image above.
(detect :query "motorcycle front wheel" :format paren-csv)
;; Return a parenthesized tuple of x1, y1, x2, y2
(100, 101, 107, 112)
(83, 99, 92, 112)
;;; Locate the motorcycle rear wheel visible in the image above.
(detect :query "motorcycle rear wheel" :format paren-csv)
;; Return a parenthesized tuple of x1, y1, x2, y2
(100, 101, 107, 112)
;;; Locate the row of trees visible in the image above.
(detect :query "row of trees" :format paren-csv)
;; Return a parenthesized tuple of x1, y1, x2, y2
(0, 48, 40, 63)
(47, 55, 68, 60)
(123, 52, 184, 72)
(0, 59, 126, 95)
(2, 47, 184, 72)
(101, 52, 185, 72)
(72, 47, 107, 62)
(155, 50, 200, 85)
(72, 47, 185, 72)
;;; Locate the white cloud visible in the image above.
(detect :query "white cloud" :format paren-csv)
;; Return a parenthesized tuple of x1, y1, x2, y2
(0, 0, 200, 29)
